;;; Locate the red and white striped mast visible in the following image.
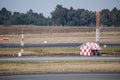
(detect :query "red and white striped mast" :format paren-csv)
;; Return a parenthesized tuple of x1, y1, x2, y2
(96, 11, 100, 44)
(20, 29, 24, 55)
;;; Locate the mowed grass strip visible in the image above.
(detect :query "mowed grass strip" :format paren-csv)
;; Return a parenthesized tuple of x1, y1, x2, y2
(0, 61, 120, 74)
(0, 47, 80, 57)
(102, 46, 120, 56)
(0, 46, 120, 57)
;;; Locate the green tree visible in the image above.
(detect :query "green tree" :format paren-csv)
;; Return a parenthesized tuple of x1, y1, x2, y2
(51, 5, 96, 26)
(79, 10, 94, 26)
(11, 12, 28, 25)
(66, 7, 80, 26)
(0, 7, 12, 25)
(51, 5, 67, 26)
(100, 9, 112, 26)
(110, 7, 120, 26)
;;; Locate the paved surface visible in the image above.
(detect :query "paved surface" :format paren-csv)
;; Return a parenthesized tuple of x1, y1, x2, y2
(0, 73, 120, 80)
(0, 57, 120, 62)
(0, 43, 120, 48)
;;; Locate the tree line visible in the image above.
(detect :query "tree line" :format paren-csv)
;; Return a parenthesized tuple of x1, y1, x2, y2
(0, 5, 120, 27)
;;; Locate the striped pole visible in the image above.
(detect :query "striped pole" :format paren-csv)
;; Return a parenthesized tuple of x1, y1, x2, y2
(20, 30, 24, 55)
(96, 11, 100, 44)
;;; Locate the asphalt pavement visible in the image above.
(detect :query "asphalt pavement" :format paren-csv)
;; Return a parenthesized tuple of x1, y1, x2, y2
(0, 72, 120, 80)
(0, 57, 120, 62)
(0, 43, 120, 48)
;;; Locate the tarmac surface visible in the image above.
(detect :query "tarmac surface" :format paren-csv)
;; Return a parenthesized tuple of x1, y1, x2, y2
(0, 72, 120, 80)
(0, 57, 120, 62)
(0, 43, 120, 48)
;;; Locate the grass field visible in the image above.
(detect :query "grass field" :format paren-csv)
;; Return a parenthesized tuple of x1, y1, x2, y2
(0, 25, 120, 34)
(0, 61, 120, 74)
(0, 25, 120, 57)
(0, 25, 120, 43)
(0, 32, 119, 44)
(0, 46, 120, 57)
(0, 25, 120, 74)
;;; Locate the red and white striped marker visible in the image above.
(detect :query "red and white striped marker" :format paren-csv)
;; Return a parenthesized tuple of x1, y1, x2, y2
(96, 11, 100, 44)
(20, 30, 24, 55)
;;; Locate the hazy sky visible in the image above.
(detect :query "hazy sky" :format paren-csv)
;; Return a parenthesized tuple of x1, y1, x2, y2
(0, 0, 120, 17)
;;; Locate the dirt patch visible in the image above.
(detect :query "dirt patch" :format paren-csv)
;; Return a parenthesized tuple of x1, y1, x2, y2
(0, 25, 120, 34)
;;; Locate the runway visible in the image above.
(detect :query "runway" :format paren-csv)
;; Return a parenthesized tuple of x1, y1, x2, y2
(0, 72, 120, 80)
(0, 43, 120, 48)
(0, 57, 120, 62)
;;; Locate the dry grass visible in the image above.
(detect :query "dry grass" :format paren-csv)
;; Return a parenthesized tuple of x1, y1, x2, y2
(0, 46, 120, 57)
(0, 32, 120, 44)
(0, 25, 120, 34)
(0, 48, 80, 57)
(0, 25, 120, 43)
(0, 61, 120, 74)
(101, 46, 120, 56)
(0, 25, 120, 57)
